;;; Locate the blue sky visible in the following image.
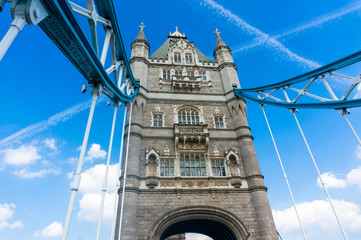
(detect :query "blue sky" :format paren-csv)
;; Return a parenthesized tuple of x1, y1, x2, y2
(1, 0, 361, 239)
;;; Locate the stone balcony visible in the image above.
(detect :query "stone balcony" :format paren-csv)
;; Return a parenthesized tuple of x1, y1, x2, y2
(174, 124, 209, 148)
(171, 76, 201, 92)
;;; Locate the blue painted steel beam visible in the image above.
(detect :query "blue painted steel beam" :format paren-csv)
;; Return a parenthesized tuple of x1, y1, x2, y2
(237, 50, 361, 92)
(94, 0, 138, 87)
(38, 0, 138, 103)
(233, 89, 361, 109)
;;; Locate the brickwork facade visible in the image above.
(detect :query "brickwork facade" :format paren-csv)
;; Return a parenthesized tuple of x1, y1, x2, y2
(114, 26, 278, 240)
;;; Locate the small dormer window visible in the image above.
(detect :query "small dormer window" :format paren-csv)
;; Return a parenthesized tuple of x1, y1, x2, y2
(163, 70, 170, 80)
(185, 53, 193, 63)
(174, 52, 181, 63)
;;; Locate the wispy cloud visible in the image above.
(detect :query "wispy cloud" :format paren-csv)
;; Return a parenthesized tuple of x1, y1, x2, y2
(233, 1, 361, 57)
(274, 1, 361, 40)
(0, 97, 105, 149)
(199, 0, 320, 69)
(14, 168, 61, 179)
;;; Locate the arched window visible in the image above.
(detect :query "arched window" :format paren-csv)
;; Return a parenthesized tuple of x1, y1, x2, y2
(178, 107, 200, 125)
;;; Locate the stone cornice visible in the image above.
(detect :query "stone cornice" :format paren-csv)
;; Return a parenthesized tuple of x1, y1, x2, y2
(129, 56, 151, 66)
(131, 39, 150, 49)
(218, 62, 238, 71)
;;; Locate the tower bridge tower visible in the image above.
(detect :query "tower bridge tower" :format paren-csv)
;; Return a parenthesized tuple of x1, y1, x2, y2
(115, 25, 278, 240)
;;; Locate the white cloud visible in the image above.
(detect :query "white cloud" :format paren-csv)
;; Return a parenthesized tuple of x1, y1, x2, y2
(13, 168, 61, 179)
(356, 145, 361, 159)
(1, 144, 41, 166)
(347, 166, 361, 191)
(43, 138, 57, 151)
(34, 221, 63, 238)
(273, 199, 361, 236)
(78, 192, 116, 222)
(76, 164, 119, 223)
(79, 164, 118, 194)
(84, 144, 107, 163)
(66, 171, 73, 179)
(317, 172, 347, 188)
(0, 203, 23, 230)
(186, 233, 213, 240)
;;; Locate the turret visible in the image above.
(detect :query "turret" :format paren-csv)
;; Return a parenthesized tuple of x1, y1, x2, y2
(131, 22, 149, 58)
(130, 22, 149, 87)
(213, 29, 240, 92)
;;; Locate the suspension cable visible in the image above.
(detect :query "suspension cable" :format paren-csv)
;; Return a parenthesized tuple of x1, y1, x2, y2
(290, 109, 348, 240)
(62, 84, 102, 240)
(96, 102, 119, 240)
(260, 105, 307, 240)
(110, 104, 128, 240)
(338, 109, 361, 146)
(117, 102, 133, 239)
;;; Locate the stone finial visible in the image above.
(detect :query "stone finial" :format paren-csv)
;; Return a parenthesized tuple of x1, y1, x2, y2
(214, 147, 219, 156)
(214, 28, 227, 48)
(170, 26, 186, 37)
(139, 22, 146, 31)
(164, 146, 170, 156)
(215, 28, 221, 38)
(133, 22, 148, 42)
(155, 105, 160, 112)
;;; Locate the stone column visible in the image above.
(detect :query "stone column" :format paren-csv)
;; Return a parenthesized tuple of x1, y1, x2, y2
(229, 98, 278, 240)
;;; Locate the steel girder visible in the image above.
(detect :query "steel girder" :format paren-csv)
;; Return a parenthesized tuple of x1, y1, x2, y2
(233, 50, 361, 109)
(37, 0, 138, 103)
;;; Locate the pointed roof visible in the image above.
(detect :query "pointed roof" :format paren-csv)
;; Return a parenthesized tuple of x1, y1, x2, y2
(214, 28, 227, 48)
(213, 28, 231, 57)
(149, 39, 212, 62)
(149, 28, 212, 62)
(132, 23, 149, 48)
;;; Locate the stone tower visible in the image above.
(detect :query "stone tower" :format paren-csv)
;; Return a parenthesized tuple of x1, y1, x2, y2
(115, 25, 278, 240)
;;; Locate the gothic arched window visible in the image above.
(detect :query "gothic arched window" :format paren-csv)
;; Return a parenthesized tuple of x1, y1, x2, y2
(178, 107, 200, 125)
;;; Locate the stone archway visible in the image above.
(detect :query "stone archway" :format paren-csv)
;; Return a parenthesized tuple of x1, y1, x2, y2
(147, 206, 250, 240)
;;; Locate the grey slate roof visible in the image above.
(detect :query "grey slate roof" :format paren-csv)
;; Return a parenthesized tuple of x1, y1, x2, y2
(149, 38, 213, 63)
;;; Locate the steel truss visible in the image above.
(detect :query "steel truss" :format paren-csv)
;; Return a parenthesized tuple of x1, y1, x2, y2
(233, 50, 361, 109)
(0, 0, 139, 103)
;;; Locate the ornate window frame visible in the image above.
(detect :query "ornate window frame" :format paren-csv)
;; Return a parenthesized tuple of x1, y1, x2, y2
(151, 105, 165, 127)
(225, 149, 241, 176)
(174, 52, 181, 63)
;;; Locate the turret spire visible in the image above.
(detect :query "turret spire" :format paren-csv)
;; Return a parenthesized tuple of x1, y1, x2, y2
(134, 22, 148, 42)
(214, 28, 227, 48)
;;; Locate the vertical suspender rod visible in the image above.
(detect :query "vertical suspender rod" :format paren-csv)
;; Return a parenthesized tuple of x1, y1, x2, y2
(260, 105, 307, 240)
(62, 84, 102, 240)
(117, 102, 133, 239)
(291, 109, 348, 240)
(110, 104, 128, 240)
(96, 102, 119, 240)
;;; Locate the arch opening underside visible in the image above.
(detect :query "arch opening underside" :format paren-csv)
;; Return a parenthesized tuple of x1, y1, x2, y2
(160, 219, 237, 240)
(150, 206, 248, 240)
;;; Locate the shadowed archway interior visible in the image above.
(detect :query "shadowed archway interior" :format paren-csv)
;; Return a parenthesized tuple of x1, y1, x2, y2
(160, 219, 237, 240)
